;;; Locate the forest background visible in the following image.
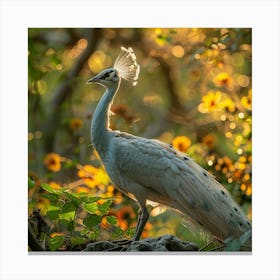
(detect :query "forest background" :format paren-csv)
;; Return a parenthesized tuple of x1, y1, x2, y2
(28, 28, 252, 251)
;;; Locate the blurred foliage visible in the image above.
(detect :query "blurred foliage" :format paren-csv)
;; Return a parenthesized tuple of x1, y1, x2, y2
(28, 28, 252, 251)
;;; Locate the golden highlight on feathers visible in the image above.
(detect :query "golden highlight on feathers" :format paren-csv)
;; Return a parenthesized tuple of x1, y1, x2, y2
(114, 47, 140, 86)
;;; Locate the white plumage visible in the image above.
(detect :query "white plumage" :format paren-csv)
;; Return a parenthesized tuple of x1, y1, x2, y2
(87, 47, 251, 249)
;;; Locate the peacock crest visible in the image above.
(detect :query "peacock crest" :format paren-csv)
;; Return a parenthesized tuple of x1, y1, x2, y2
(114, 47, 140, 86)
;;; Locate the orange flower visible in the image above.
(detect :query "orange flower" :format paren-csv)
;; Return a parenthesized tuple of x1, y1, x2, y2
(70, 118, 83, 131)
(115, 205, 136, 230)
(111, 104, 134, 123)
(50, 232, 65, 238)
(213, 72, 233, 88)
(44, 153, 61, 172)
(202, 134, 216, 149)
(49, 182, 61, 190)
(172, 136, 191, 152)
(215, 156, 234, 174)
(234, 169, 243, 179)
(141, 222, 153, 238)
(75, 186, 91, 194)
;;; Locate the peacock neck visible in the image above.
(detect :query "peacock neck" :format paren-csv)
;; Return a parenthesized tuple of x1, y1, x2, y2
(91, 82, 120, 159)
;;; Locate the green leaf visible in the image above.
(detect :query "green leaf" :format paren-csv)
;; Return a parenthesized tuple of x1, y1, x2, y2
(51, 56, 62, 65)
(106, 215, 118, 225)
(80, 196, 101, 203)
(112, 227, 124, 239)
(83, 202, 99, 214)
(41, 183, 60, 194)
(70, 236, 86, 247)
(41, 193, 60, 202)
(80, 228, 89, 237)
(66, 220, 75, 231)
(28, 177, 35, 189)
(59, 211, 75, 221)
(49, 235, 65, 251)
(64, 192, 80, 204)
(99, 200, 112, 215)
(62, 202, 77, 213)
(125, 227, 136, 238)
(47, 205, 61, 220)
(48, 205, 61, 211)
(83, 214, 102, 228)
(47, 210, 60, 220)
(89, 229, 100, 240)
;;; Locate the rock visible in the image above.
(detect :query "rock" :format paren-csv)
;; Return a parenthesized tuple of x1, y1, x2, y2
(83, 241, 119, 251)
(83, 235, 198, 252)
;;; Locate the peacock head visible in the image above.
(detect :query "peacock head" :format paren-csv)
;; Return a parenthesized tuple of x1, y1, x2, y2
(87, 68, 119, 88)
(87, 47, 140, 88)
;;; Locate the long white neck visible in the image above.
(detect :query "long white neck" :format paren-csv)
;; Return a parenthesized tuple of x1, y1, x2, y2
(91, 81, 120, 159)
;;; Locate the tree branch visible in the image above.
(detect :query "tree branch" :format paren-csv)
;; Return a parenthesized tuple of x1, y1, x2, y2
(43, 28, 101, 152)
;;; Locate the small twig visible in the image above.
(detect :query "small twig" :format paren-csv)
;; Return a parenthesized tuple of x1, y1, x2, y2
(28, 223, 44, 251)
(199, 240, 215, 251)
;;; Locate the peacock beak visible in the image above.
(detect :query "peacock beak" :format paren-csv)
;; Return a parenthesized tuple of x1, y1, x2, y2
(86, 75, 99, 84)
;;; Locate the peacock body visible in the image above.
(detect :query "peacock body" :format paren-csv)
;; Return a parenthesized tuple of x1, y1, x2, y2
(87, 47, 252, 248)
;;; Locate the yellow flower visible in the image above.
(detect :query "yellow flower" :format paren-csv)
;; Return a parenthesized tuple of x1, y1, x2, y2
(241, 89, 252, 110)
(70, 118, 83, 131)
(77, 164, 98, 178)
(240, 183, 246, 191)
(36, 197, 50, 215)
(198, 91, 222, 113)
(172, 136, 191, 152)
(240, 184, 252, 198)
(103, 184, 115, 197)
(245, 185, 252, 196)
(213, 72, 233, 88)
(44, 153, 61, 172)
(77, 164, 99, 188)
(220, 97, 235, 112)
(77, 165, 110, 188)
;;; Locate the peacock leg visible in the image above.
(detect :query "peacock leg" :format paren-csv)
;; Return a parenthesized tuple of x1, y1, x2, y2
(133, 205, 149, 241)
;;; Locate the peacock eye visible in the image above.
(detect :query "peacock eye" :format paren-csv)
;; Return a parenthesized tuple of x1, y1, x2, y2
(104, 72, 110, 79)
